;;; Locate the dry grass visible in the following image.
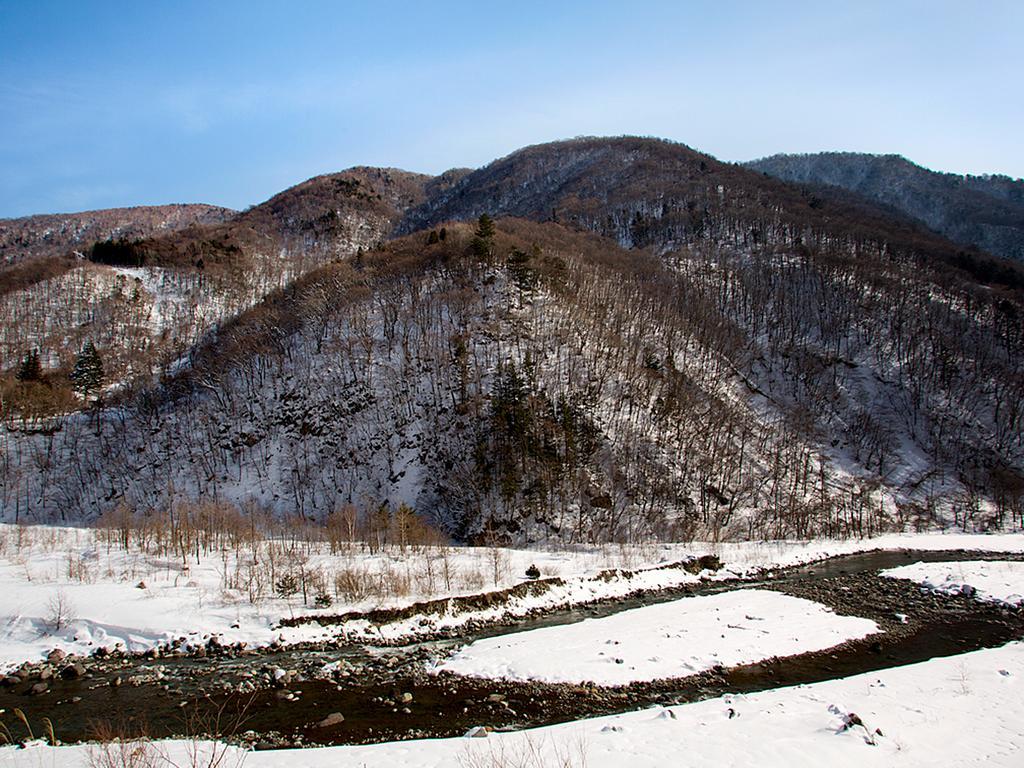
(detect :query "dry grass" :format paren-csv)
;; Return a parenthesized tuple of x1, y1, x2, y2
(458, 732, 588, 768)
(88, 738, 164, 768)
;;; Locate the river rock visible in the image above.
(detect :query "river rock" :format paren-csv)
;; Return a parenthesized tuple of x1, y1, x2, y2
(46, 649, 67, 663)
(317, 712, 345, 728)
(30, 682, 49, 695)
(61, 662, 87, 679)
(399, 692, 414, 704)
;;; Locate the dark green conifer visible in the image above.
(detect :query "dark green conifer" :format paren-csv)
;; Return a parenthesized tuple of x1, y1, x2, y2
(472, 213, 496, 256)
(69, 341, 104, 398)
(15, 350, 42, 382)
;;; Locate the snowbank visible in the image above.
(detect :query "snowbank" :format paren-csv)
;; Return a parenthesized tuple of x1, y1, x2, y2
(882, 560, 1024, 607)
(711, 532, 1024, 574)
(433, 589, 878, 684)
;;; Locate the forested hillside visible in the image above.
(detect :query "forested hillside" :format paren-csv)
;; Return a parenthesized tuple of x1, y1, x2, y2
(747, 152, 1024, 263)
(0, 203, 236, 267)
(0, 168, 430, 399)
(2, 138, 1023, 539)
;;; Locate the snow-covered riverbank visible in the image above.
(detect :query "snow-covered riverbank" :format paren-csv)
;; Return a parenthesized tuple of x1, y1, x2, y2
(0, 525, 1020, 669)
(4, 639, 1021, 767)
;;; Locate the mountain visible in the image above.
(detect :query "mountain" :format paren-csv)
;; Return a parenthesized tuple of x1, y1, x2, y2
(746, 152, 1024, 263)
(0, 203, 236, 267)
(2, 137, 1023, 541)
(0, 167, 431, 390)
(402, 137, 1022, 289)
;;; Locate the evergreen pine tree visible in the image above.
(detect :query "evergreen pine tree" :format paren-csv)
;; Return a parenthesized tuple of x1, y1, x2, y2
(15, 350, 42, 382)
(472, 213, 496, 257)
(69, 341, 104, 399)
(475, 213, 496, 239)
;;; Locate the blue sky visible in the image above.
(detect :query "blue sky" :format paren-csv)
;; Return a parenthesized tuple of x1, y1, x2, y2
(2, 0, 1022, 217)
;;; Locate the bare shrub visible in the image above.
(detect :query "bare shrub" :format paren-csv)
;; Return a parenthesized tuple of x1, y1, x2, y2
(333, 562, 411, 604)
(67, 552, 94, 583)
(334, 565, 375, 602)
(88, 733, 163, 768)
(45, 589, 76, 633)
(167, 695, 253, 768)
(458, 732, 587, 768)
(166, 740, 245, 768)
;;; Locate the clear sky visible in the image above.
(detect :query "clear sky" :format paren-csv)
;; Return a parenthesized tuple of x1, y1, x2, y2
(2, 0, 1022, 217)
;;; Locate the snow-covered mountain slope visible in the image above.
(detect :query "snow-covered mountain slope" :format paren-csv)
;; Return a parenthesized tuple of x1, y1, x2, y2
(0, 168, 433, 390)
(4, 214, 1021, 540)
(747, 151, 1024, 263)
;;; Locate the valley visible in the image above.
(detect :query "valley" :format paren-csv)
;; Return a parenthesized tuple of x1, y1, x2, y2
(5, 2, 1022, 763)
(2, 137, 1023, 767)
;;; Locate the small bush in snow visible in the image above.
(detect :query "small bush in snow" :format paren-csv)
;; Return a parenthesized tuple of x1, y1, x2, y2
(45, 589, 76, 633)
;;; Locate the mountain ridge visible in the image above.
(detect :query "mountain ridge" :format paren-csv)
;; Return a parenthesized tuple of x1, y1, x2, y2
(746, 151, 1024, 263)
(0, 203, 236, 266)
(2, 136, 1022, 539)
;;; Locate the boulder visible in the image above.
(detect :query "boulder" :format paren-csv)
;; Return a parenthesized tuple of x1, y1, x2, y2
(317, 712, 345, 728)
(61, 663, 87, 679)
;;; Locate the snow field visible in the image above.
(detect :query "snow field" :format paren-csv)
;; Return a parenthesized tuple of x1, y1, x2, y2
(432, 589, 879, 685)
(0, 525, 703, 669)
(0, 525, 1020, 669)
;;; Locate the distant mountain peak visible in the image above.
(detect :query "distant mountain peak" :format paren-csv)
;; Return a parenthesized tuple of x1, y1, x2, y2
(747, 151, 1024, 261)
